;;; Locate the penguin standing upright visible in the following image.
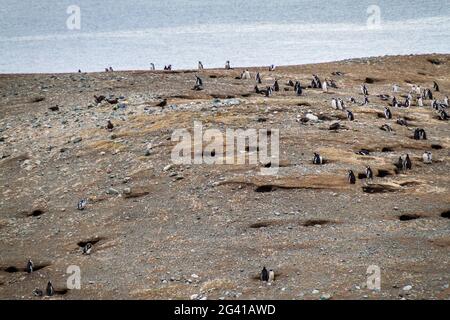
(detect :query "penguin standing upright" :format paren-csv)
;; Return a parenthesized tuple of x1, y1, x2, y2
(77, 199, 87, 211)
(255, 72, 262, 84)
(433, 81, 440, 92)
(260, 267, 269, 282)
(225, 61, 231, 70)
(347, 110, 354, 121)
(26, 259, 34, 273)
(365, 166, 373, 180)
(418, 97, 424, 107)
(384, 107, 392, 119)
(150, 63, 155, 71)
(198, 61, 204, 70)
(422, 152, 432, 164)
(273, 80, 279, 92)
(46, 281, 54, 296)
(331, 98, 337, 109)
(403, 154, 412, 171)
(348, 170, 356, 184)
(313, 153, 323, 165)
(106, 120, 114, 131)
(322, 80, 328, 92)
(268, 270, 275, 282)
(295, 83, 302, 96)
(82, 243, 93, 255)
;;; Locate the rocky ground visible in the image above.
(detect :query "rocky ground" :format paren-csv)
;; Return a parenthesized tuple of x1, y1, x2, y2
(0, 54, 449, 300)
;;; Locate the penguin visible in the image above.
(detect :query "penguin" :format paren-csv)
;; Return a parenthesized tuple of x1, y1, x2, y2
(198, 61, 204, 70)
(322, 80, 328, 92)
(331, 98, 337, 110)
(433, 81, 440, 92)
(82, 243, 93, 255)
(77, 199, 87, 211)
(295, 83, 302, 96)
(444, 96, 449, 107)
(422, 151, 432, 164)
(361, 84, 369, 96)
(241, 69, 251, 80)
(255, 85, 261, 94)
(380, 124, 393, 132)
(313, 153, 323, 165)
(225, 61, 231, 70)
(426, 89, 433, 100)
(156, 99, 167, 107)
(109, 67, 113, 72)
(193, 75, 203, 90)
(106, 120, 114, 131)
(265, 86, 273, 97)
(365, 166, 373, 180)
(33, 288, 43, 297)
(287, 80, 294, 87)
(347, 110, 354, 121)
(269, 64, 276, 71)
(413, 128, 427, 140)
(392, 96, 398, 107)
(357, 149, 370, 156)
(46, 281, 54, 296)
(78, 69, 82, 73)
(417, 97, 424, 107)
(273, 80, 279, 92)
(393, 84, 399, 93)
(396, 118, 407, 126)
(337, 98, 345, 110)
(362, 95, 369, 105)
(403, 154, 412, 170)
(438, 109, 449, 120)
(268, 270, 275, 282)
(150, 63, 155, 71)
(256, 72, 262, 84)
(396, 156, 404, 170)
(384, 107, 392, 119)
(348, 170, 356, 184)
(260, 267, 269, 282)
(26, 259, 34, 273)
(350, 97, 357, 103)
(405, 97, 411, 108)
(105, 68, 109, 72)
(94, 95, 106, 104)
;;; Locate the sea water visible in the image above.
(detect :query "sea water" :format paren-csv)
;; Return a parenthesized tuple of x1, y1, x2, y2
(0, 0, 449, 73)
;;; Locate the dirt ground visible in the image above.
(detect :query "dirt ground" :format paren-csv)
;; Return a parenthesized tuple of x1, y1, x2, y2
(0, 54, 449, 300)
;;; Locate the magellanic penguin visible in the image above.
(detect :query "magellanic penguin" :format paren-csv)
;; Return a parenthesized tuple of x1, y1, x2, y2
(77, 199, 87, 211)
(331, 98, 337, 110)
(417, 97, 424, 107)
(107, 120, 114, 131)
(422, 151, 432, 164)
(347, 110, 354, 121)
(241, 69, 251, 80)
(198, 61, 204, 70)
(150, 63, 155, 71)
(384, 107, 392, 119)
(255, 72, 262, 84)
(361, 84, 369, 96)
(225, 61, 231, 70)
(82, 243, 93, 255)
(322, 80, 328, 92)
(269, 64, 276, 71)
(365, 166, 374, 180)
(26, 259, 34, 273)
(33, 288, 43, 297)
(348, 170, 356, 184)
(403, 154, 412, 171)
(46, 281, 54, 296)
(413, 128, 427, 140)
(295, 83, 302, 96)
(396, 118, 407, 126)
(273, 80, 280, 92)
(313, 153, 324, 165)
(393, 84, 399, 93)
(260, 267, 269, 282)
(433, 81, 440, 92)
(268, 270, 275, 282)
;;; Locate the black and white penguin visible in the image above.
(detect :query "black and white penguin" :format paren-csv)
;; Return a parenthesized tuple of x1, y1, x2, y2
(444, 96, 449, 107)
(433, 81, 440, 92)
(403, 154, 412, 171)
(256, 72, 262, 84)
(417, 96, 424, 107)
(392, 96, 398, 107)
(273, 80, 279, 92)
(384, 107, 392, 119)
(337, 98, 345, 110)
(396, 156, 404, 170)
(109, 67, 113, 72)
(380, 124, 393, 132)
(365, 166, 374, 180)
(322, 79, 328, 92)
(413, 128, 427, 140)
(362, 95, 369, 105)
(33, 288, 43, 297)
(438, 109, 449, 120)
(268, 269, 275, 282)
(241, 69, 251, 80)
(269, 64, 276, 71)
(295, 83, 302, 96)
(361, 84, 369, 96)
(392, 84, 399, 93)
(265, 86, 273, 97)
(225, 61, 231, 70)
(347, 110, 354, 121)
(150, 63, 155, 71)
(107, 120, 114, 131)
(193, 75, 203, 90)
(255, 85, 261, 94)
(313, 153, 323, 165)
(350, 97, 357, 103)
(198, 61, 204, 70)
(82, 243, 93, 255)
(348, 170, 356, 184)
(46, 281, 54, 296)
(26, 259, 34, 273)
(260, 267, 269, 282)
(396, 118, 407, 126)
(422, 151, 432, 164)
(77, 199, 87, 211)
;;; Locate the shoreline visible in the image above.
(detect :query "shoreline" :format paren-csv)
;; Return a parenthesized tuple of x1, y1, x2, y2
(1, 53, 449, 77)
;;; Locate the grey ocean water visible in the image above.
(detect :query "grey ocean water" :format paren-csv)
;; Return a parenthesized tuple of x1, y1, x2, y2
(0, 0, 449, 73)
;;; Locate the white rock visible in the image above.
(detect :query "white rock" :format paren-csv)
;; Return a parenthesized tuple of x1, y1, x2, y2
(403, 285, 413, 291)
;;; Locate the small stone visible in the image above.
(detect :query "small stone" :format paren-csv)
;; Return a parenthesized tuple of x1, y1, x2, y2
(320, 294, 332, 300)
(72, 137, 82, 144)
(312, 289, 319, 294)
(107, 188, 120, 195)
(163, 164, 174, 172)
(190, 294, 199, 300)
(403, 285, 413, 291)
